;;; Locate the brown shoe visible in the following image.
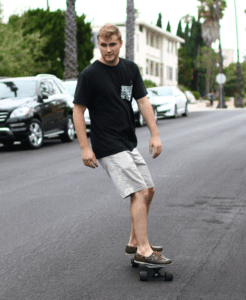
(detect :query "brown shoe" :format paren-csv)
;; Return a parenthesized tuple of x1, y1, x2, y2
(125, 245, 163, 255)
(134, 251, 172, 265)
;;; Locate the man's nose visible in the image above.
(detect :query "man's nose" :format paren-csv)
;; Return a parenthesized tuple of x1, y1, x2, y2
(106, 46, 111, 52)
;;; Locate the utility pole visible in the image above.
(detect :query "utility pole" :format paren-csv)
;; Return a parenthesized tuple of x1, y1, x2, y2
(215, 0, 226, 108)
(234, 0, 243, 107)
(47, 0, 50, 11)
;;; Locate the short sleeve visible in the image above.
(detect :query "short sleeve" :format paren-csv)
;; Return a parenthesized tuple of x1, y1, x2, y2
(132, 65, 147, 101)
(73, 72, 93, 108)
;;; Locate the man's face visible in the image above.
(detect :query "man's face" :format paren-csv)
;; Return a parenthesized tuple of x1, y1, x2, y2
(98, 34, 123, 66)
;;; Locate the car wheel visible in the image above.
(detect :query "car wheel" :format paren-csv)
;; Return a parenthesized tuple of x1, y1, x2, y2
(60, 115, 75, 142)
(153, 106, 158, 123)
(25, 119, 44, 149)
(173, 105, 178, 118)
(182, 103, 188, 117)
(138, 113, 145, 127)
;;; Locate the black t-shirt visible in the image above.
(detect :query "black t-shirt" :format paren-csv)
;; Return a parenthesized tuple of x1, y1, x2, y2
(73, 58, 147, 159)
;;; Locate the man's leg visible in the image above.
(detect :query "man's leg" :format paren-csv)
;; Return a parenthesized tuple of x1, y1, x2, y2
(129, 187, 155, 257)
(128, 187, 155, 248)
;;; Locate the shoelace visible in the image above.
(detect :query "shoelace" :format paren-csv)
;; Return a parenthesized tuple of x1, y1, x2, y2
(155, 251, 164, 260)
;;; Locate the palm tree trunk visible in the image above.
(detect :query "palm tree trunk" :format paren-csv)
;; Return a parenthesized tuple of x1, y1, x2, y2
(64, 0, 78, 79)
(126, 0, 135, 61)
(206, 45, 212, 95)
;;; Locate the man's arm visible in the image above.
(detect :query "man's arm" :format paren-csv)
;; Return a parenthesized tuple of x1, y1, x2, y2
(73, 104, 98, 168)
(137, 96, 162, 158)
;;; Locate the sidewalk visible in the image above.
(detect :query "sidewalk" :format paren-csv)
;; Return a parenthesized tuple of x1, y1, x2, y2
(188, 100, 245, 112)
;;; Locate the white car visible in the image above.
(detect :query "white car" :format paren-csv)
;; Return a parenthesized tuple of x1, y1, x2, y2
(147, 86, 188, 118)
(185, 91, 197, 103)
(62, 79, 91, 131)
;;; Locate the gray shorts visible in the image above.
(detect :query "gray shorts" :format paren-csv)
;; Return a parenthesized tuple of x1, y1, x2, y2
(98, 148, 155, 199)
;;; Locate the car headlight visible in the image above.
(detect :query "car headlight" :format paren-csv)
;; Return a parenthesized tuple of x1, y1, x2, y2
(9, 107, 30, 119)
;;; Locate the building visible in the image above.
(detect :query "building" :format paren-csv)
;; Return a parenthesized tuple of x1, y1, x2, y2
(215, 48, 234, 68)
(91, 22, 185, 86)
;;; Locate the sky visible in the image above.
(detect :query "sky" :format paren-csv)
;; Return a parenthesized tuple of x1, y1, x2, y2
(1, 0, 246, 62)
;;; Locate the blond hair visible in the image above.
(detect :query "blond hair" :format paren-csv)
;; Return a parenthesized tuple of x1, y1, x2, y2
(97, 23, 122, 41)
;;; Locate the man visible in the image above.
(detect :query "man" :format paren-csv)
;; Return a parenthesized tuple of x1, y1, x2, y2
(73, 24, 172, 265)
(210, 91, 214, 107)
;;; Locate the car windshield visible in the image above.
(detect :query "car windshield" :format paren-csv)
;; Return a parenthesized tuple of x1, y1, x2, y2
(149, 88, 173, 97)
(0, 80, 37, 99)
(63, 81, 77, 96)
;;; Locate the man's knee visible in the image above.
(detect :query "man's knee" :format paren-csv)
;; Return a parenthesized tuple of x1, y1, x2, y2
(131, 188, 149, 202)
(148, 187, 155, 199)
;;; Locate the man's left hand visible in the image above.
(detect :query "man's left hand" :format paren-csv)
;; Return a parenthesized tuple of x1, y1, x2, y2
(149, 136, 162, 158)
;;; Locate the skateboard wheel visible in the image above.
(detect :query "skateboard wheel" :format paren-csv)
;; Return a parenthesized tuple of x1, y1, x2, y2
(140, 271, 148, 281)
(165, 272, 173, 281)
(131, 258, 139, 268)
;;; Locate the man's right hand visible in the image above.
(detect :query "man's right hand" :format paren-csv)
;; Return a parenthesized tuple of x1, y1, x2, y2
(81, 147, 98, 169)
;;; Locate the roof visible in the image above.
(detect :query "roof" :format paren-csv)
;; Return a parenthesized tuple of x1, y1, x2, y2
(92, 21, 185, 43)
(137, 21, 185, 43)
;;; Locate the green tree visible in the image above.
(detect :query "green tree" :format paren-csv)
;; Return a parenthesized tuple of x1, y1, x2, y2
(178, 47, 194, 87)
(166, 21, 171, 32)
(7, 8, 93, 78)
(198, 0, 227, 94)
(0, 22, 51, 77)
(224, 61, 246, 98)
(194, 46, 219, 93)
(64, 0, 78, 79)
(156, 13, 162, 28)
(126, 0, 135, 61)
(176, 20, 184, 39)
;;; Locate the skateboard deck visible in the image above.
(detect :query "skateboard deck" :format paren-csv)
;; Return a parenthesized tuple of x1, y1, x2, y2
(131, 258, 173, 282)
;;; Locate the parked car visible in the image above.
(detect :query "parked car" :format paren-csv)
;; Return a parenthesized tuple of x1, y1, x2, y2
(147, 86, 188, 118)
(185, 91, 197, 103)
(0, 74, 75, 149)
(62, 79, 91, 131)
(132, 98, 158, 127)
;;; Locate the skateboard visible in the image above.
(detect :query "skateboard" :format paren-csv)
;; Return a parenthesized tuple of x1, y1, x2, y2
(131, 258, 173, 282)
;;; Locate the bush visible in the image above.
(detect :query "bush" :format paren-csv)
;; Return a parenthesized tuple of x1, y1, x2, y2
(191, 91, 200, 100)
(144, 79, 157, 89)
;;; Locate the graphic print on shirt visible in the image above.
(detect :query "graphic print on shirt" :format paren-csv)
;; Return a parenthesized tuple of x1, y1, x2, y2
(121, 85, 133, 101)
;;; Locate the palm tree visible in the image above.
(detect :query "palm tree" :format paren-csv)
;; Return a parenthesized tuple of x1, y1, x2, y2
(126, 0, 135, 61)
(199, 0, 219, 94)
(64, 0, 78, 79)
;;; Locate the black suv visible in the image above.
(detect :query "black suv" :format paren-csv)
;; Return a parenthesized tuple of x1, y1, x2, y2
(0, 74, 75, 149)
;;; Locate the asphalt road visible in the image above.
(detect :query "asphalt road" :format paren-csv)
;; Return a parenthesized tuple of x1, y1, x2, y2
(1, 110, 246, 300)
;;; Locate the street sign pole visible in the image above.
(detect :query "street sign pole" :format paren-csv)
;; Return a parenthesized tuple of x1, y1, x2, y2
(220, 84, 222, 108)
(216, 73, 226, 109)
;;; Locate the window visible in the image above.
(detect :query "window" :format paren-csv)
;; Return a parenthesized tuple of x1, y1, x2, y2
(151, 34, 154, 47)
(150, 61, 154, 75)
(40, 80, 50, 95)
(155, 63, 159, 77)
(156, 36, 159, 49)
(166, 66, 173, 80)
(48, 79, 61, 95)
(146, 59, 149, 74)
(146, 31, 149, 45)
(139, 25, 143, 32)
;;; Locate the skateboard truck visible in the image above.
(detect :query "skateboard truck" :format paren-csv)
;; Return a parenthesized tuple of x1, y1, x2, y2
(131, 258, 173, 282)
